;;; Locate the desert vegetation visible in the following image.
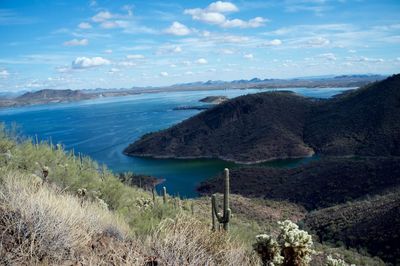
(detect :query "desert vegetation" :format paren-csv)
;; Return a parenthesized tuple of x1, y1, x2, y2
(0, 125, 386, 265)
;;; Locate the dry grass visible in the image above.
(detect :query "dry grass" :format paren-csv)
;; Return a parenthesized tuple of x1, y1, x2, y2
(0, 170, 260, 265)
(0, 170, 141, 265)
(144, 216, 259, 266)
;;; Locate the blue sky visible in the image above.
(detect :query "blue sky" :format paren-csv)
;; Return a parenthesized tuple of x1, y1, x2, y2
(0, 0, 399, 91)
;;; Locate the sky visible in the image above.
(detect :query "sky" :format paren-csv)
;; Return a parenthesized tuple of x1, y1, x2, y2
(0, 0, 399, 91)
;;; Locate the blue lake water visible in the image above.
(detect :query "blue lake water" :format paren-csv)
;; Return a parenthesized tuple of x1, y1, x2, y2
(0, 87, 353, 197)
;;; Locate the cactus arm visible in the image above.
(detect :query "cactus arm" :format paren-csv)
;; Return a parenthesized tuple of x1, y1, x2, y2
(211, 197, 216, 231)
(223, 168, 229, 219)
(151, 185, 156, 204)
(162, 186, 167, 204)
(212, 194, 224, 221)
(223, 208, 231, 231)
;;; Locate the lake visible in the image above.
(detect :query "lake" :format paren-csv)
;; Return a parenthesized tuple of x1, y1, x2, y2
(0, 87, 353, 197)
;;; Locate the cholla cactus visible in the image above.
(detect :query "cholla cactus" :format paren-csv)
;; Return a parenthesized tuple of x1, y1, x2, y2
(96, 197, 108, 210)
(277, 220, 314, 266)
(253, 220, 314, 266)
(326, 255, 347, 266)
(253, 234, 283, 266)
(136, 197, 153, 211)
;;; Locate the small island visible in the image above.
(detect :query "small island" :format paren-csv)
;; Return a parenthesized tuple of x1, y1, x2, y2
(199, 96, 229, 104)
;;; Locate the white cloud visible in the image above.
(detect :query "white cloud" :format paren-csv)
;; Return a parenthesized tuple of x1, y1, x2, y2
(100, 20, 129, 29)
(306, 36, 330, 46)
(108, 67, 120, 74)
(156, 45, 183, 55)
(220, 48, 235, 54)
(173, 46, 182, 53)
(201, 30, 211, 37)
(122, 5, 134, 17)
(104, 49, 113, 54)
(184, 9, 226, 25)
(264, 39, 282, 46)
(221, 17, 267, 28)
(243, 53, 254, 60)
(185, 71, 194, 75)
(56, 66, 70, 73)
(207, 1, 239, 13)
(92, 11, 113, 22)
(196, 58, 208, 64)
(346, 56, 384, 63)
(0, 69, 10, 78)
(78, 22, 92, 29)
(118, 61, 136, 67)
(317, 53, 336, 61)
(72, 56, 110, 69)
(184, 3, 267, 28)
(160, 71, 169, 77)
(164, 21, 191, 36)
(126, 54, 145, 59)
(63, 38, 89, 46)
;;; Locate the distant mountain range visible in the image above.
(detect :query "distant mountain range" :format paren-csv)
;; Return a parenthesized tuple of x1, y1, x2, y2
(164, 74, 386, 89)
(0, 74, 386, 108)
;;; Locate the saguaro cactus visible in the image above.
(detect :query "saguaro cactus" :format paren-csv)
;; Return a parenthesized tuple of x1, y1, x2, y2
(151, 184, 156, 204)
(162, 186, 167, 204)
(211, 168, 231, 231)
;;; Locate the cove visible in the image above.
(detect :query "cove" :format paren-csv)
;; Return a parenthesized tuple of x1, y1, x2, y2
(0, 87, 352, 197)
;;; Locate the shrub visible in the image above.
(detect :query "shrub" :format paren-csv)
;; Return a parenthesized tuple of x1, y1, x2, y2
(253, 220, 314, 266)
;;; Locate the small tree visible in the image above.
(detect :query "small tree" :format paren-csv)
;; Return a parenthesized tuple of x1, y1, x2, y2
(253, 220, 314, 266)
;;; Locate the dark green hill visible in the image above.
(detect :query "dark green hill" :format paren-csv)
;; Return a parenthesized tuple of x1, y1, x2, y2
(197, 157, 400, 210)
(304, 192, 400, 264)
(124, 91, 315, 163)
(124, 74, 400, 163)
(304, 74, 400, 156)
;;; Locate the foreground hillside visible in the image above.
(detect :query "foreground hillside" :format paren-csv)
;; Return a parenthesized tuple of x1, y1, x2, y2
(125, 74, 400, 163)
(199, 158, 400, 264)
(0, 128, 383, 265)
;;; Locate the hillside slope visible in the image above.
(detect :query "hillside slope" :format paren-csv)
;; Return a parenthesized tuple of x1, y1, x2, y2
(125, 92, 315, 163)
(304, 192, 400, 264)
(305, 74, 400, 156)
(198, 157, 400, 210)
(125, 74, 400, 163)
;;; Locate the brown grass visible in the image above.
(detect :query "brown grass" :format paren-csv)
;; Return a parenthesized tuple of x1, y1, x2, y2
(0, 170, 260, 265)
(144, 216, 259, 266)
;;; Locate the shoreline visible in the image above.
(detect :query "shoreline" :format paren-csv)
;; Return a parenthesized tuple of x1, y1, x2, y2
(122, 151, 316, 165)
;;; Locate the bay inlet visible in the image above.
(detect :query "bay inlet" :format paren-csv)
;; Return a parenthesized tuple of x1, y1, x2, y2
(0, 87, 352, 197)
